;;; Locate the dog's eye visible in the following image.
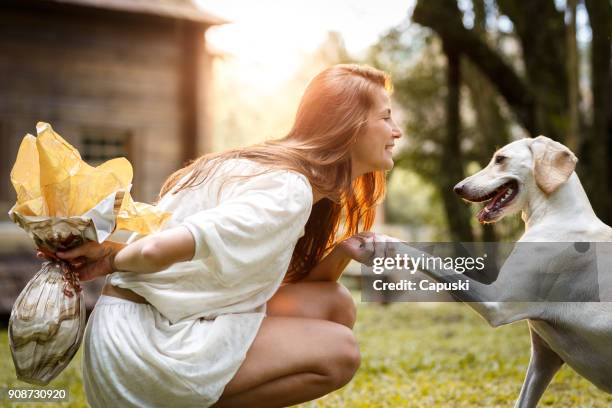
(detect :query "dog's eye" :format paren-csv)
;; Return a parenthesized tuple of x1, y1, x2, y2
(494, 155, 507, 164)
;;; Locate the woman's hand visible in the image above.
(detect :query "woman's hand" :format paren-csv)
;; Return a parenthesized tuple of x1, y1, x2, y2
(36, 241, 125, 282)
(301, 232, 401, 282)
(337, 232, 400, 265)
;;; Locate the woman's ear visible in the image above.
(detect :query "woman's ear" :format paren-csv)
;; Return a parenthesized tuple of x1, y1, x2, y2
(529, 135, 578, 195)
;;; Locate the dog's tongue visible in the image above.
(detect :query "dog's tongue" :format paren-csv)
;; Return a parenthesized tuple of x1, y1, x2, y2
(477, 206, 492, 223)
(477, 186, 509, 223)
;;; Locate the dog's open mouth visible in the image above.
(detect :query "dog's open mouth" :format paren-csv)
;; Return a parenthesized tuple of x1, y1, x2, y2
(472, 180, 519, 223)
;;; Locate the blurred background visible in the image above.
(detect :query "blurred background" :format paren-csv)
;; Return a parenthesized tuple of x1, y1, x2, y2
(0, 0, 609, 310)
(0, 0, 610, 314)
(0, 1, 611, 405)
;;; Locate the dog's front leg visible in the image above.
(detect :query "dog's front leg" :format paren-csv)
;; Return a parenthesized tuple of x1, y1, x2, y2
(417, 270, 529, 326)
(515, 324, 564, 408)
(394, 243, 539, 326)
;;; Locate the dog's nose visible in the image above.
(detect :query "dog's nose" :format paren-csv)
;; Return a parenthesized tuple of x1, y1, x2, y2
(453, 183, 464, 195)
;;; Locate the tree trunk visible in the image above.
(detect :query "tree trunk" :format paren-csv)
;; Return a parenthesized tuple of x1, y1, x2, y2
(466, 0, 511, 242)
(584, 0, 612, 224)
(440, 42, 474, 241)
(497, 0, 568, 141)
(565, 0, 580, 152)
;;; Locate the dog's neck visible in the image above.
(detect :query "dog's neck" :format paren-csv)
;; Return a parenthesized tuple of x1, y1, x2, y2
(521, 172, 597, 231)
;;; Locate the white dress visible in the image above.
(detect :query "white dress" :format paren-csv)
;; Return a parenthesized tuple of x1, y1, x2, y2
(82, 158, 313, 407)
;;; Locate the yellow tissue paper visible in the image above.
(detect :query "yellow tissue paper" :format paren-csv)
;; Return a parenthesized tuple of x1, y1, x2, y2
(9, 122, 170, 235)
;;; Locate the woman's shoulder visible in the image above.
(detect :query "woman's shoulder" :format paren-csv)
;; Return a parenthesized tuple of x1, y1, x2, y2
(219, 158, 313, 206)
(223, 158, 311, 189)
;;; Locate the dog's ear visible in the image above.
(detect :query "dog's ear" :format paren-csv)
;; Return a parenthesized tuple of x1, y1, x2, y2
(530, 135, 578, 195)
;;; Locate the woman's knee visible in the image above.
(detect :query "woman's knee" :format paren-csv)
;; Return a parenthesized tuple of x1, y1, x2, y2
(325, 325, 361, 389)
(328, 282, 357, 328)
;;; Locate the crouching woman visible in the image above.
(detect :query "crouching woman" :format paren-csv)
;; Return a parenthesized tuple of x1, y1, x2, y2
(52, 64, 401, 407)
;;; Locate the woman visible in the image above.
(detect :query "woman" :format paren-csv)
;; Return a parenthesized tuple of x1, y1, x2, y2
(54, 64, 401, 407)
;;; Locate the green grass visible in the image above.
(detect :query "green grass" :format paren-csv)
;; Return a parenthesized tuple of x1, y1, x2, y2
(2, 300, 612, 407)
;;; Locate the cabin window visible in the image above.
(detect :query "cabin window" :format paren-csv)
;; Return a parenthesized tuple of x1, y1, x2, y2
(81, 127, 133, 166)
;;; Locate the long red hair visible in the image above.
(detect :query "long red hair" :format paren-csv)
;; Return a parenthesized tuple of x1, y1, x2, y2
(157, 64, 392, 282)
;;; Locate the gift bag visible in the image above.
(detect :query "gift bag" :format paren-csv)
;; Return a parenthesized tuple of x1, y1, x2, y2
(7, 122, 171, 385)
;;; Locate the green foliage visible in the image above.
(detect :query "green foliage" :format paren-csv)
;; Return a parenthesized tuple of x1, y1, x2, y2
(384, 168, 449, 241)
(369, 27, 449, 182)
(367, 26, 454, 239)
(2, 299, 610, 407)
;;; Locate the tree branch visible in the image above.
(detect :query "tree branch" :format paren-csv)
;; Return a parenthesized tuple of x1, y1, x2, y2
(412, 0, 536, 135)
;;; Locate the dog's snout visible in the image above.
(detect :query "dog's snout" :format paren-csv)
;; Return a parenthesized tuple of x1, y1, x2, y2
(453, 183, 464, 195)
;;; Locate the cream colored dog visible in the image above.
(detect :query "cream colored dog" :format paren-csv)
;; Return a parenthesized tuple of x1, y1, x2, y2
(350, 136, 612, 406)
(445, 136, 612, 407)
(356, 136, 612, 408)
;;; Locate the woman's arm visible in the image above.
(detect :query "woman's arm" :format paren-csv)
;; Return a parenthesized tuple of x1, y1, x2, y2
(54, 226, 196, 280)
(300, 232, 382, 282)
(301, 245, 352, 282)
(114, 226, 196, 273)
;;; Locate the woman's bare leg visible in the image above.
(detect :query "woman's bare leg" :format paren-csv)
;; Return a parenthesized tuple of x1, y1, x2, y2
(213, 316, 360, 408)
(265, 281, 357, 328)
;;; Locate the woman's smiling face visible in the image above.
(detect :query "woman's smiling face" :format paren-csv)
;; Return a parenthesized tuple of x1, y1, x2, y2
(350, 87, 402, 178)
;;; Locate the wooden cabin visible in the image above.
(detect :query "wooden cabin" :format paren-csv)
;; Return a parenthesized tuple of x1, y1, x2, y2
(0, 0, 227, 319)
